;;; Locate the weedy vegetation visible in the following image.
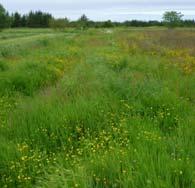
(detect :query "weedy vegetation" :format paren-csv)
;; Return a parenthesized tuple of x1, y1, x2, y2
(0, 28, 194, 188)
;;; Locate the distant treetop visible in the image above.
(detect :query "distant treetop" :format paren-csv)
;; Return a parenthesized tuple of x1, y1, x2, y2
(163, 11, 184, 28)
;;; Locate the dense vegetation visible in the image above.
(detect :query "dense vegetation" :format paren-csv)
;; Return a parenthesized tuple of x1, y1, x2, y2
(0, 27, 195, 188)
(0, 4, 10, 29)
(10, 11, 52, 28)
(0, 3, 195, 30)
(163, 11, 184, 28)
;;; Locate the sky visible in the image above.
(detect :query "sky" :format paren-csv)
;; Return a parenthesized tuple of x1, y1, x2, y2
(1, 0, 195, 21)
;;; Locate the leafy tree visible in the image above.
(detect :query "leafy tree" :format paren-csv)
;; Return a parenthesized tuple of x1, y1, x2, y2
(103, 20, 114, 28)
(77, 14, 89, 30)
(49, 18, 69, 30)
(163, 11, 183, 28)
(0, 4, 10, 30)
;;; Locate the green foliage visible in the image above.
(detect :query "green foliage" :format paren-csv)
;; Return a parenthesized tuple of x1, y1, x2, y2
(1, 4, 195, 30)
(0, 4, 10, 29)
(11, 12, 22, 27)
(102, 20, 114, 28)
(0, 60, 8, 71)
(163, 11, 184, 28)
(49, 18, 69, 30)
(0, 4, 6, 28)
(77, 14, 89, 30)
(27, 11, 52, 28)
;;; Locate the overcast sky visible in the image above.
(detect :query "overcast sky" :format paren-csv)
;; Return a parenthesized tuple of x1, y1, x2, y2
(1, 0, 195, 21)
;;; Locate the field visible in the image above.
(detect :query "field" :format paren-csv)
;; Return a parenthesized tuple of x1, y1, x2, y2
(0, 28, 195, 188)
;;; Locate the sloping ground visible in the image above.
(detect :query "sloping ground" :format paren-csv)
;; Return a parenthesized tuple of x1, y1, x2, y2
(0, 28, 195, 188)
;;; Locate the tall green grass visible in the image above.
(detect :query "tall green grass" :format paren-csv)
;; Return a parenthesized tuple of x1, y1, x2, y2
(0, 28, 194, 188)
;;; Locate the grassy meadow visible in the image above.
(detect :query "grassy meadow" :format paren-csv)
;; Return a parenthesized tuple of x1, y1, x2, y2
(0, 28, 195, 188)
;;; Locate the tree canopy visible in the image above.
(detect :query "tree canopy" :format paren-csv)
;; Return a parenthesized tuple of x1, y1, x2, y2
(77, 14, 89, 30)
(163, 11, 184, 28)
(49, 17, 69, 30)
(0, 4, 10, 29)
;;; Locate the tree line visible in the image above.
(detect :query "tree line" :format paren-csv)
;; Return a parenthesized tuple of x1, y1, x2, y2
(0, 5, 52, 29)
(0, 3, 195, 30)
